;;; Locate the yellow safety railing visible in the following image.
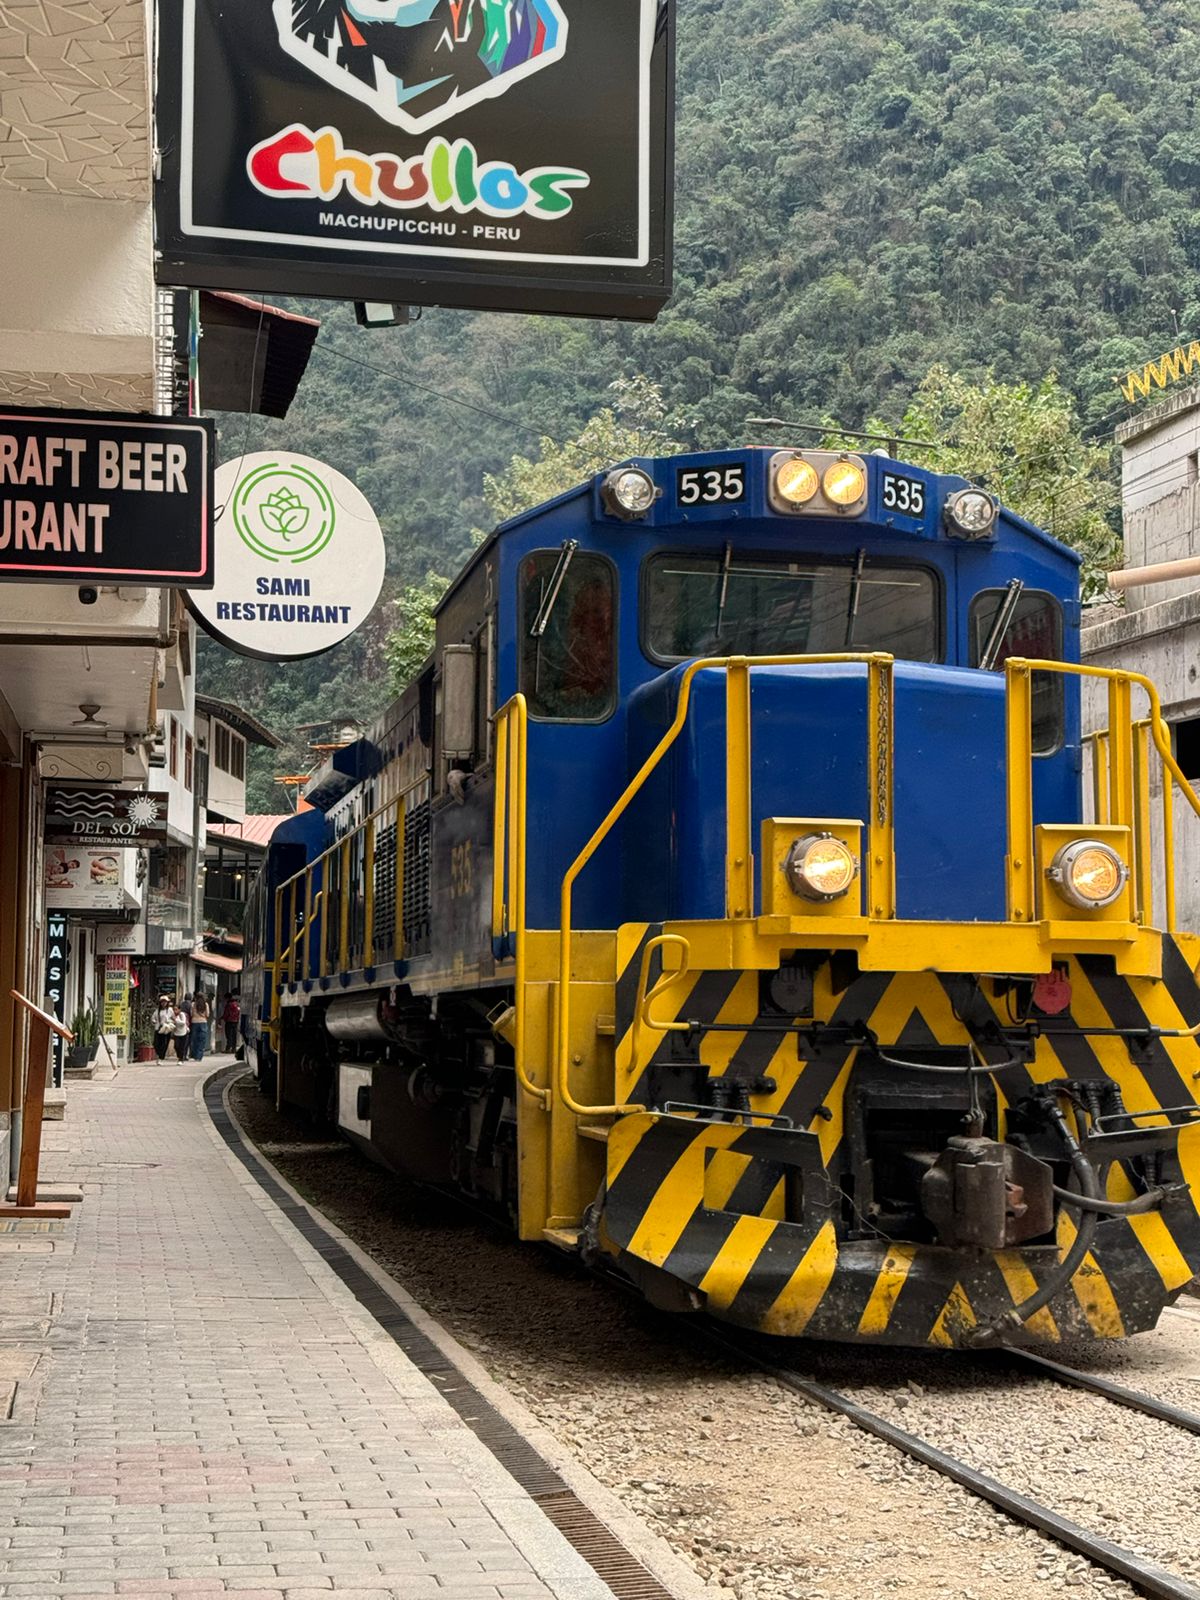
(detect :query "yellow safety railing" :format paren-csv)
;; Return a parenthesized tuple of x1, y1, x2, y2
(555, 654, 897, 1118)
(1007, 659, 1200, 933)
(492, 695, 547, 1108)
(269, 775, 427, 1049)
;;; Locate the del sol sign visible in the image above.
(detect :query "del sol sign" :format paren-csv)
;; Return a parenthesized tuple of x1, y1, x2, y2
(0, 407, 214, 585)
(188, 452, 385, 660)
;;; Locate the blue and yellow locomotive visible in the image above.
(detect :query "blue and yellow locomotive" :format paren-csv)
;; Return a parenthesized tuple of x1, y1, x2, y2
(242, 444, 1200, 1348)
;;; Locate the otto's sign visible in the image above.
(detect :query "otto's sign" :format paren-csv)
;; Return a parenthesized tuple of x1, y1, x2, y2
(154, 0, 673, 322)
(0, 408, 213, 586)
(45, 788, 170, 850)
(188, 452, 385, 660)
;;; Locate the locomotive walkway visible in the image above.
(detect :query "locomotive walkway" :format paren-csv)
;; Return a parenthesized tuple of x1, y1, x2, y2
(0, 1059, 618, 1600)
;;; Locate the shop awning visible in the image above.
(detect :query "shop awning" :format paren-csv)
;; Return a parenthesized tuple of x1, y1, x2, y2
(198, 293, 319, 420)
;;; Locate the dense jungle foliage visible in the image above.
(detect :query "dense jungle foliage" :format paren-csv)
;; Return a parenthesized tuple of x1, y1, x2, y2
(198, 0, 1200, 807)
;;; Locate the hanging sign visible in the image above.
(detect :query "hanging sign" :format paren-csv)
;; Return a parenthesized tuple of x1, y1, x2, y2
(45, 846, 133, 910)
(153, 0, 673, 322)
(187, 452, 386, 660)
(0, 407, 214, 586)
(44, 914, 69, 1086)
(45, 788, 169, 850)
(103, 954, 131, 1036)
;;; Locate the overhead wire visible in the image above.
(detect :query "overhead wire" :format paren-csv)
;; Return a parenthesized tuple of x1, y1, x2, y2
(312, 341, 544, 438)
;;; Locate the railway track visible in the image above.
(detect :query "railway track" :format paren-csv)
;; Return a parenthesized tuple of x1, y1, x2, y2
(229, 1076, 1200, 1600)
(710, 1329, 1200, 1600)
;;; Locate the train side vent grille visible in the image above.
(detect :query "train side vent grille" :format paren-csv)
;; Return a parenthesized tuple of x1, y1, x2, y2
(402, 799, 432, 956)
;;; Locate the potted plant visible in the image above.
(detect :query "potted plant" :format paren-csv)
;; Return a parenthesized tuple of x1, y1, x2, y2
(131, 1003, 157, 1063)
(66, 1003, 100, 1073)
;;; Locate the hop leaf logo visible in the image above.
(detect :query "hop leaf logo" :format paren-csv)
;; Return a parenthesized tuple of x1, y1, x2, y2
(259, 485, 311, 539)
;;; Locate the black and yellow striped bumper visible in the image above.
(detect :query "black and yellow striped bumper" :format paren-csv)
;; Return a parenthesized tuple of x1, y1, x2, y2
(600, 933, 1200, 1346)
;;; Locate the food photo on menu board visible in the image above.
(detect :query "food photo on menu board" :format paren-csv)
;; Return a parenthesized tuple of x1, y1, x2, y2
(45, 847, 120, 890)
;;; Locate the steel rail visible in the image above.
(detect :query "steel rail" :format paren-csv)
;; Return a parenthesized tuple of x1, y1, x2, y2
(762, 1361, 1200, 1600)
(696, 1326, 1200, 1600)
(1006, 1347, 1200, 1437)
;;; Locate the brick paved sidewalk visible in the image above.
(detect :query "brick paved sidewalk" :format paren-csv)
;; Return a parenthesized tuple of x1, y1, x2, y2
(0, 1060, 613, 1600)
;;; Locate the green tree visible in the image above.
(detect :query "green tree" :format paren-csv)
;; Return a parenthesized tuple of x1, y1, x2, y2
(383, 571, 451, 693)
(482, 376, 689, 523)
(860, 367, 1120, 597)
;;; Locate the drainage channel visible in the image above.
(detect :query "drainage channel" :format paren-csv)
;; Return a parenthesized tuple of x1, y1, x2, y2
(204, 1068, 676, 1600)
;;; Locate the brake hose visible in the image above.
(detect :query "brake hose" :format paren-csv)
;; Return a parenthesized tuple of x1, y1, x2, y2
(968, 1096, 1101, 1347)
(1050, 1183, 1172, 1216)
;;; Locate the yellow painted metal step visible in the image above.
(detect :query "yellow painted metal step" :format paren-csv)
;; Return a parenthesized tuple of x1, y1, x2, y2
(542, 1227, 582, 1252)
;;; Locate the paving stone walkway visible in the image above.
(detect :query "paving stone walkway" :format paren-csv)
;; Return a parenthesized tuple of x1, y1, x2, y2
(0, 1061, 611, 1600)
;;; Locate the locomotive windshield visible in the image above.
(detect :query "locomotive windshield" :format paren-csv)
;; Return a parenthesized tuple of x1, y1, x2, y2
(644, 551, 940, 663)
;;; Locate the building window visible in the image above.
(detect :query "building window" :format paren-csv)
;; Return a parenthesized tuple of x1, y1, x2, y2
(184, 733, 194, 792)
(1174, 717, 1200, 781)
(230, 733, 245, 781)
(213, 723, 232, 773)
(169, 717, 178, 779)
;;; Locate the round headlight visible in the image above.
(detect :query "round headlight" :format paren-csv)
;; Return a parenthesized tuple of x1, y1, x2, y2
(786, 832, 858, 902)
(603, 466, 657, 519)
(945, 487, 998, 538)
(1047, 839, 1128, 910)
(775, 456, 820, 506)
(822, 458, 867, 508)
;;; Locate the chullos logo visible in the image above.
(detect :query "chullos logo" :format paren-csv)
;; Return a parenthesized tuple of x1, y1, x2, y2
(249, 125, 590, 219)
(273, 0, 568, 133)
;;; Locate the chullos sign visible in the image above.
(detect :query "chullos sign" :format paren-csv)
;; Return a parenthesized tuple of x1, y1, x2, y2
(153, 0, 673, 321)
(0, 407, 214, 585)
(187, 452, 386, 660)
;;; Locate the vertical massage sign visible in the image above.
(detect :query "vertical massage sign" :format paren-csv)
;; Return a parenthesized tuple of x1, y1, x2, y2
(154, 0, 670, 319)
(189, 454, 386, 660)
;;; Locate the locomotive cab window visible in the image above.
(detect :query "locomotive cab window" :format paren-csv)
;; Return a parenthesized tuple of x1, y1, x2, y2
(969, 588, 1064, 754)
(519, 547, 616, 722)
(643, 551, 941, 663)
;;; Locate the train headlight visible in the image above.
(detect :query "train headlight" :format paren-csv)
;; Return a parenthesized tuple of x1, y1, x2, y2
(1046, 839, 1128, 910)
(602, 465, 657, 520)
(945, 487, 999, 539)
(823, 458, 867, 508)
(786, 832, 858, 902)
(775, 456, 820, 506)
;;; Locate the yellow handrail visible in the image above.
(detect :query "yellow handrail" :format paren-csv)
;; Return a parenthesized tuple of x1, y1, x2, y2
(493, 696, 547, 1108)
(1006, 658, 1200, 934)
(556, 653, 895, 1118)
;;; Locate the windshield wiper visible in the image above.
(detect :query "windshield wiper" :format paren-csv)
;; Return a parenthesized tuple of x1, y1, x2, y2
(843, 548, 866, 649)
(529, 539, 578, 638)
(979, 577, 1025, 670)
(714, 541, 733, 639)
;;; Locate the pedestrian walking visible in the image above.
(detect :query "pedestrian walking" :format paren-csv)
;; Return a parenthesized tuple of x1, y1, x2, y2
(179, 992, 194, 1059)
(221, 990, 241, 1054)
(172, 997, 189, 1062)
(154, 995, 175, 1061)
(190, 990, 210, 1062)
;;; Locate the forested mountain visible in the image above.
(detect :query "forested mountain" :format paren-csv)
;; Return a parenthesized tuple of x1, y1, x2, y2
(198, 0, 1200, 805)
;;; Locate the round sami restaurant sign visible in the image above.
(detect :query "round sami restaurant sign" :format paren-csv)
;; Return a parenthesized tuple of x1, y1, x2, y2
(189, 451, 385, 660)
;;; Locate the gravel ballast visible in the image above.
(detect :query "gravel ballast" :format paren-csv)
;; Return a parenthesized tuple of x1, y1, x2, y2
(230, 1078, 1200, 1600)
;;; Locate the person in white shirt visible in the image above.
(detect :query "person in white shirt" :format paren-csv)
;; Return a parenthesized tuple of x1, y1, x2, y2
(154, 997, 175, 1062)
(171, 997, 189, 1062)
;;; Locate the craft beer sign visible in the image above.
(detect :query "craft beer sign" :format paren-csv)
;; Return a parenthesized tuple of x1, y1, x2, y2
(153, 0, 673, 321)
(0, 407, 214, 586)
